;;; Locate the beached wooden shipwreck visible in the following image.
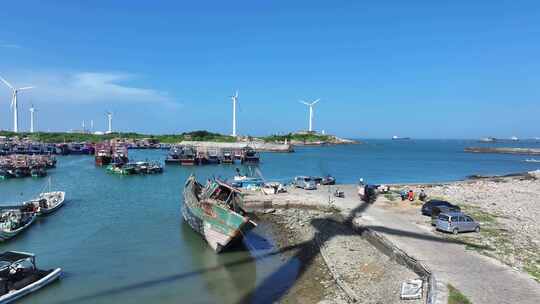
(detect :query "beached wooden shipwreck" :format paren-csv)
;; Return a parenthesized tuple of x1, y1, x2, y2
(182, 175, 256, 253)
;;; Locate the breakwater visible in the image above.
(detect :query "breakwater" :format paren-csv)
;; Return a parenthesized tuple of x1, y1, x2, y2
(465, 147, 540, 155)
(177, 141, 294, 152)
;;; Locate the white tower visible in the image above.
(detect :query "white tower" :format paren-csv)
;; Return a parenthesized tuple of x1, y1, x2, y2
(299, 99, 320, 132)
(231, 90, 238, 137)
(29, 104, 36, 133)
(90, 119, 94, 132)
(106, 112, 113, 134)
(0, 76, 34, 133)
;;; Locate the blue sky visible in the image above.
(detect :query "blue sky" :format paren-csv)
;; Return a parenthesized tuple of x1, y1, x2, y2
(1, 1, 539, 138)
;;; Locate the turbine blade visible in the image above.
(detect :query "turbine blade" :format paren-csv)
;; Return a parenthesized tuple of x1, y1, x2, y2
(235, 90, 238, 98)
(0, 76, 14, 89)
(17, 86, 34, 91)
(311, 98, 320, 105)
(299, 100, 310, 106)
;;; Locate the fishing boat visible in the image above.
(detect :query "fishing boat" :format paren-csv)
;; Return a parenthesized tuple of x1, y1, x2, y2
(35, 192, 65, 215)
(30, 167, 46, 178)
(165, 146, 182, 164)
(0, 251, 62, 303)
(180, 146, 197, 166)
(111, 146, 129, 165)
(13, 167, 30, 178)
(525, 158, 540, 163)
(221, 149, 234, 164)
(95, 146, 112, 166)
(21, 179, 66, 216)
(240, 147, 260, 164)
(106, 163, 136, 175)
(0, 205, 37, 242)
(182, 175, 256, 253)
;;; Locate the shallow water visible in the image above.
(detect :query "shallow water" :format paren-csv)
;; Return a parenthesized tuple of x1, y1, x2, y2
(0, 139, 539, 303)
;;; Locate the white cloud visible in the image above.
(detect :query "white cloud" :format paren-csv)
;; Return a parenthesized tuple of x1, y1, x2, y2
(0, 71, 177, 106)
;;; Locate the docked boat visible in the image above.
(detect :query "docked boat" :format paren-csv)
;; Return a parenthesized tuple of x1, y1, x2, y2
(182, 175, 256, 253)
(13, 168, 30, 178)
(106, 163, 136, 175)
(95, 146, 112, 166)
(240, 147, 260, 164)
(34, 192, 66, 216)
(139, 162, 163, 174)
(221, 149, 234, 164)
(0, 251, 62, 303)
(30, 167, 47, 178)
(165, 146, 182, 164)
(0, 205, 37, 242)
(180, 146, 197, 166)
(0, 170, 11, 180)
(111, 146, 129, 165)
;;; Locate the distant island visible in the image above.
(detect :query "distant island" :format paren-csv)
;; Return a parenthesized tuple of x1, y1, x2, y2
(0, 130, 358, 146)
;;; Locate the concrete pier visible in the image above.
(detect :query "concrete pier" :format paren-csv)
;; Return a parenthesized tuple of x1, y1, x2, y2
(177, 141, 294, 152)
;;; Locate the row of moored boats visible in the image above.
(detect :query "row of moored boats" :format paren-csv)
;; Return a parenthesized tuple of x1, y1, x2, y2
(0, 188, 65, 303)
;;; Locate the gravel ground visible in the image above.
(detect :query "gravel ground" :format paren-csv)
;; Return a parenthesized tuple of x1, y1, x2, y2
(381, 170, 540, 281)
(259, 208, 423, 304)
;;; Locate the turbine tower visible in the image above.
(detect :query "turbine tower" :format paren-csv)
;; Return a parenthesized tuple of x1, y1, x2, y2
(299, 98, 320, 132)
(106, 112, 113, 134)
(0, 76, 34, 133)
(230, 90, 238, 137)
(29, 104, 36, 133)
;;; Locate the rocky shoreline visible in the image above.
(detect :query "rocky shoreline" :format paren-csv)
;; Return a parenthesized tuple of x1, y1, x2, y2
(254, 208, 423, 304)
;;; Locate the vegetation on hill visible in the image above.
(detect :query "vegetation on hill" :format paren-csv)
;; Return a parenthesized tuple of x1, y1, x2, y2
(261, 133, 333, 143)
(0, 130, 236, 144)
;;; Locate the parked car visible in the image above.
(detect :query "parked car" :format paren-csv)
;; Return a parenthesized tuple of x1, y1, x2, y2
(421, 199, 460, 216)
(430, 205, 461, 226)
(294, 176, 317, 190)
(436, 212, 480, 234)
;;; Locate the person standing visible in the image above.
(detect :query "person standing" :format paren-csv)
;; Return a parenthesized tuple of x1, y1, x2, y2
(407, 190, 414, 201)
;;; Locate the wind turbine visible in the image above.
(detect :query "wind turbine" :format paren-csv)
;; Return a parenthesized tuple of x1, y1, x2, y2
(106, 111, 113, 134)
(0, 76, 34, 133)
(230, 90, 239, 137)
(299, 98, 320, 132)
(29, 104, 36, 133)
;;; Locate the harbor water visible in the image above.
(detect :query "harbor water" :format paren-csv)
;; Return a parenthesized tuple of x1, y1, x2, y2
(1, 139, 539, 303)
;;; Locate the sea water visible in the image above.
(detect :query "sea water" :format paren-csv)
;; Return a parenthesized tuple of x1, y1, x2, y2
(0, 139, 538, 303)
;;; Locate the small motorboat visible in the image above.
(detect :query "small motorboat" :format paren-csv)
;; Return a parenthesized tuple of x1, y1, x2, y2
(0, 251, 62, 303)
(0, 206, 37, 242)
(35, 191, 66, 215)
(525, 159, 540, 163)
